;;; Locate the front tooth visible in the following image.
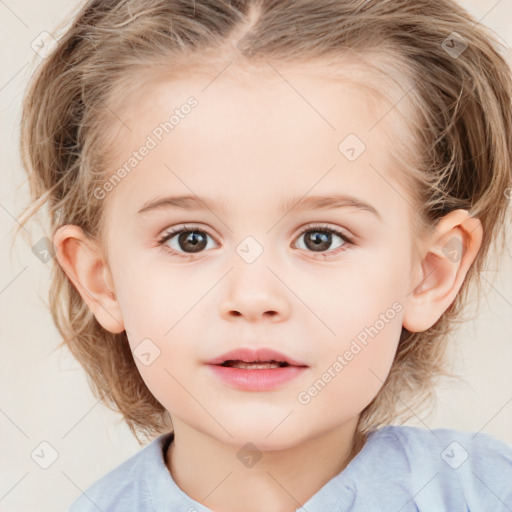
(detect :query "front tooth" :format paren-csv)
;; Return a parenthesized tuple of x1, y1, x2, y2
(230, 362, 282, 369)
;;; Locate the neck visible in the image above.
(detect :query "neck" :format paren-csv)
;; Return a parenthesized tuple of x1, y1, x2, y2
(165, 417, 365, 512)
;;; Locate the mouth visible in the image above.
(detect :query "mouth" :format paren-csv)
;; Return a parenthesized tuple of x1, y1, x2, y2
(206, 347, 308, 368)
(207, 358, 307, 391)
(219, 360, 291, 369)
(205, 347, 308, 391)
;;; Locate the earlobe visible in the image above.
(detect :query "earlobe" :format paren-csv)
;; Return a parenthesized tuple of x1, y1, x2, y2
(52, 225, 125, 334)
(402, 209, 483, 333)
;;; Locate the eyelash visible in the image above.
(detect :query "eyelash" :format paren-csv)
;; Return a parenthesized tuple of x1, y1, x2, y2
(157, 223, 355, 259)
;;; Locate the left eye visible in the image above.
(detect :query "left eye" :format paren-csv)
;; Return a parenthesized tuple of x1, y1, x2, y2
(157, 224, 353, 257)
(294, 225, 352, 254)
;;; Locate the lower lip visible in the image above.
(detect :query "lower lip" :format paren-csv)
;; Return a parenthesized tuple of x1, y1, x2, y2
(206, 364, 307, 391)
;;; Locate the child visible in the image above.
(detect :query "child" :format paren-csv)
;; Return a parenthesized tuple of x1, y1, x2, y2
(16, 0, 512, 510)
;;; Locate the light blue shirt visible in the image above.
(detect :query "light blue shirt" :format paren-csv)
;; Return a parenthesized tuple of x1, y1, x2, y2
(66, 425, 512, 511)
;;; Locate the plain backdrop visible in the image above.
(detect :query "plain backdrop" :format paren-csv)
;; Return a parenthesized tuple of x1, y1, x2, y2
(1, 1, 512, 511)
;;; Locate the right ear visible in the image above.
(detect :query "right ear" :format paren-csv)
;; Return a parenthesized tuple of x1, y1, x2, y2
(52, 225, 125, 334)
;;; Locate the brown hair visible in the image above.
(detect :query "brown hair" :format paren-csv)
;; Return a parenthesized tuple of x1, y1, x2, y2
(15, 0, 512, 444)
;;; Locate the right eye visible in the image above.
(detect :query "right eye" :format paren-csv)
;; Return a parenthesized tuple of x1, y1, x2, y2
(157, 225, 218, 257)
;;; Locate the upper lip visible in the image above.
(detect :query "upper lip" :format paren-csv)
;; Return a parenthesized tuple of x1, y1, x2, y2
(206, 347, 308, 367)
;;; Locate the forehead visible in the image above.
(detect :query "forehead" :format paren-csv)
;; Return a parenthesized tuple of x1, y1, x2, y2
(101, 61, 417, 221)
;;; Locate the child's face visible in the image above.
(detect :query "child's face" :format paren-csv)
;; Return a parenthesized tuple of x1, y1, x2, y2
(97, 65, 419, 448)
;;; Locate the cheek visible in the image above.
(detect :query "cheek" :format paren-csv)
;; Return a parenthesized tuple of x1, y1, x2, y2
(108, 253, 204, 391)
(111, 250, 191, 335)
(308, 248, 407, 398)
(324, 309, 403, 394)
(313, 246, 409, 337)
(294, 307, 403, 433)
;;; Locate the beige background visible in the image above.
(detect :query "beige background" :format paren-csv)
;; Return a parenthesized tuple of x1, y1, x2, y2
(1, 1, 512, 511)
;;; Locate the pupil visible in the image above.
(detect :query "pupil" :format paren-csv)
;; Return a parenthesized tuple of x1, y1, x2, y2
(306, 231, 331, 251)
(179, 231, 207, 252)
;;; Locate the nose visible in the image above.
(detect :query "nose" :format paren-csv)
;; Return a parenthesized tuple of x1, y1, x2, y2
(219, 257, 291, 323)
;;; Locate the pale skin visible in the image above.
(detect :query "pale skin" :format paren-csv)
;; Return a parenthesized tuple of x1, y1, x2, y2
(53, 63, 482, 512)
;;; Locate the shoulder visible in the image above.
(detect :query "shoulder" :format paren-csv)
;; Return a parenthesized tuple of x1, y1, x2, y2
(370, 425, 512, 510)
(65, 432, 172, 512)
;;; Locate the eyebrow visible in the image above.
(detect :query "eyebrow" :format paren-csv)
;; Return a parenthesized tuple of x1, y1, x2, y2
(137, 193, 381, 220)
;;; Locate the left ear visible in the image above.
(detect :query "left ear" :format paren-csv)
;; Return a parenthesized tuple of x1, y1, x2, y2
(402, 209, 483, 332)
